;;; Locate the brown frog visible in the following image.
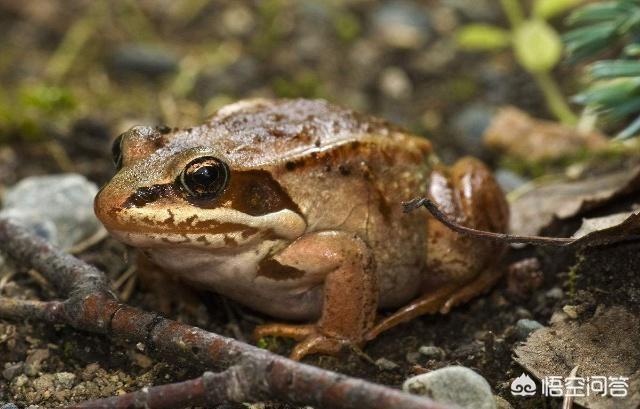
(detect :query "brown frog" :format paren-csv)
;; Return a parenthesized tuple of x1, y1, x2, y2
(94, 99, 509, 360)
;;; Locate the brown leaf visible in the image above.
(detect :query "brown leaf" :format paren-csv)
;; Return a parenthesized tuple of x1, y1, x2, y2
(510, 166, 640, 236)
(514, 306, 640, 409)
(483, 106, 607, 161)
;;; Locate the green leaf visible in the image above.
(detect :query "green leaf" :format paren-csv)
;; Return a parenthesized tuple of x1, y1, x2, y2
(589, 60, 640, 79)
(456, 24, 511, 51)
(566, 2, 623, 25)
(513, 20, 562, 72)
(624, 43, 640, 57)
(562, 23, 617, 61)
(533, 0, 581, 20)
(615, 114, 640, 139)
(573, 78, 640, 105)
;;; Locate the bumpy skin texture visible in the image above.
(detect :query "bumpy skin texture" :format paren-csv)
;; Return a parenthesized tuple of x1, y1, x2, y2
(94, 99, 509, 359)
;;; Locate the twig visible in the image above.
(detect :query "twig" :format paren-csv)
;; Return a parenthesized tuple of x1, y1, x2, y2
(0, 217, 449, 409)
(562, 365, 580, 409)
(403, 197, 575, 246)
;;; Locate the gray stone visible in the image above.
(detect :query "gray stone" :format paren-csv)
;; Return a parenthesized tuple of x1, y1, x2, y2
(418, 345, 445, 360)
(1, 174, 102, 250)
(452, 103, 496, 157)
(495, 169, 528, 193)
(372, 1, 431, 48)
(110, 44, 178, 77)
(403, 366, 496, 409)
(375, 358, 399, 371)
(0, 404, 19, 409)
(2, 362, 23, 381)
(515, 319, 544, 340)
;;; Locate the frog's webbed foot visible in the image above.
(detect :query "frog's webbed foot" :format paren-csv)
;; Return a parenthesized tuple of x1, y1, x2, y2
(253, 231, 377, 360)
(254, 324, 349, 360)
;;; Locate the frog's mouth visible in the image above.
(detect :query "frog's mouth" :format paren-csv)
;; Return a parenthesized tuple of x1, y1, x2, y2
(96, 204, 307, 250)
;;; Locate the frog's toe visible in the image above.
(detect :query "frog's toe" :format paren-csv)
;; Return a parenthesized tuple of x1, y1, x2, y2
(253, 323, 315, 342)
(254, 324, 352, 360)
(290, 334, 348, 360)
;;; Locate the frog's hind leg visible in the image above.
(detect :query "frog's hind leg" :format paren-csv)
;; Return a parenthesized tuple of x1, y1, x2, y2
(365, 267, 502, 340)
(366, 157, 509, 341)
(253, 231, 378, 360)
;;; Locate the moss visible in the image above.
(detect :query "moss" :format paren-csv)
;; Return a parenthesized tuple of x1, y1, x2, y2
(272, 70, 324, 99)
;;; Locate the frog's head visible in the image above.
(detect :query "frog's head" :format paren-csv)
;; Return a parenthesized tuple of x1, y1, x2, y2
(94, 125, 306, 250)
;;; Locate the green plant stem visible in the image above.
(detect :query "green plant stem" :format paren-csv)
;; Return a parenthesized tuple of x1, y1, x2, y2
(500, 0, 525, 28)
(533, 71, 578, 125)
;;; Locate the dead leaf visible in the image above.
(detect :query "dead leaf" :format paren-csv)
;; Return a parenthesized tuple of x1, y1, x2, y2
(572, 211, 639, 239)
(483, 106, 608, 161)
(510, 166, 640, 236)
(514, 306, 640, 409)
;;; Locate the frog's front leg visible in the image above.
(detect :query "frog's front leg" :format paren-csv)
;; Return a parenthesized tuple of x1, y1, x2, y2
(254, 231, 377, 360)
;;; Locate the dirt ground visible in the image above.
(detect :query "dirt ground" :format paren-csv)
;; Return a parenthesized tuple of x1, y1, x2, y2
(1, 1, 636, 408)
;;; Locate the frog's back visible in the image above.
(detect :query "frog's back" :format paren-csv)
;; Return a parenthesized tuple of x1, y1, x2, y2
(184, 98, 428, 169)
(213, 99, 434, 309)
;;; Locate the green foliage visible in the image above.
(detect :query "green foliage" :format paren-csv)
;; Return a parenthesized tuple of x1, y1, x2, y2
(455, 0, 580, 124)
(533, 0, 582, 20)
(513, 20, 563, 73)
(456, 24, 511, 50)
(0, 85, 77, 142)
(564, 0, 640, 139)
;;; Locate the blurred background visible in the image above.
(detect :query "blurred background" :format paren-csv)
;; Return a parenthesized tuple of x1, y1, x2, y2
(0, 0, 568, 187)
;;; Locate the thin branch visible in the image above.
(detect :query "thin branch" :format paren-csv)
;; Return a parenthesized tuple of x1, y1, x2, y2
(0, 217, 450, 409)
(403, 197, 575, 246)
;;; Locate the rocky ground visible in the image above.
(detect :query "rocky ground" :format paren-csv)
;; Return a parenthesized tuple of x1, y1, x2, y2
(1, 1, 636, 408)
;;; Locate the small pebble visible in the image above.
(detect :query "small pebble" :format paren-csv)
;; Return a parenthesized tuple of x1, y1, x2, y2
(2, 363, 23, 381)
(372, 1, 431, 48)
(406, 351, 421, 364)
(515, 307, 532, 319)
(54, 372, 76, 388)
(451, 103, 496, 157)
(0, 174, 101, 250)
(495, 395, 514, 409)
(24, 349, 49, 376)
(563, 305, 579, 319)
(545, 287, 564, 300)
(418, 345, 445, 360)
(379, 67, 412, 99)
(403, 366, 496, 409)
(375, 358, 399, 371)
(515, 319, 544, 340)
(0, 404, 19, 409)
(14, 374, 28, 387)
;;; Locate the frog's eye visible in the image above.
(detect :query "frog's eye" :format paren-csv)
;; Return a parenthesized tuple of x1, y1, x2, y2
(179, 156, 229, 200)
(111, 134, 124, 170)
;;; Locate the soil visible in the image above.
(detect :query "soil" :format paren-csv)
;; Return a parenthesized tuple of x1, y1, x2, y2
(1, 1, 636, 408)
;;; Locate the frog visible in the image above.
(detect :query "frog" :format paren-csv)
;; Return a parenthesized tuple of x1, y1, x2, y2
(94, 98, 509, 360)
